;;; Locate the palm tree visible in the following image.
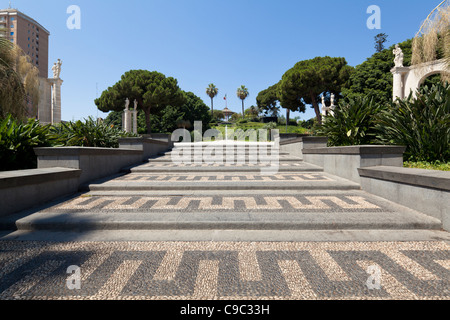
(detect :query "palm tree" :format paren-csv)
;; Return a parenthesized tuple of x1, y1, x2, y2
(206, 84, 219, 117)
(237, 85, 249, 117)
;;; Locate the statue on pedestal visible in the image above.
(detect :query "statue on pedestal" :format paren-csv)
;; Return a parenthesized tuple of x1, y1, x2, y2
(393, 44, 404, 68)
(321, 93, 336, 117)
(52, 59, 63, 78)
(125, 98, 130, 110)
(134, 99, 138, 110)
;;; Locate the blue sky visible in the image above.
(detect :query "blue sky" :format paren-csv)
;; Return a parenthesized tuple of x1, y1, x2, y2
(4, 0, 441, 121)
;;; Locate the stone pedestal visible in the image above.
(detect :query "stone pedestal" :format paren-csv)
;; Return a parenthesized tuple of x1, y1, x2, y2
(38, 77, 63, 124)
(391, 67, 410, 101)
(123, 109, 131, 132)
(132, 109, 138, 134)
(51, 78, 63, 124)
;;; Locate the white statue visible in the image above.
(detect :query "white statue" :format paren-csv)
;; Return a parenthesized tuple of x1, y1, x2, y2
(52, 63, 57, 78)
(125, 98, 130, 110)
(52, 59, 62, 78)
(134, 99, 138, 110)
(57, 59, 62, 76)
(393, 44, 404, 68)
(322, 93, 336, 117)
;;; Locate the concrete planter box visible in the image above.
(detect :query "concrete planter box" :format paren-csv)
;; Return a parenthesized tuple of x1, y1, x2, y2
(279, 133, 310, 142)
(0, 167, 81, 217)
(303, 145, 406, 183)
(280, 136, 328, 158)
(119, 137, 172, 160)
(359, 166, 450, 232)
(142, 134, 173, 146)
(34, 147, 143, 185)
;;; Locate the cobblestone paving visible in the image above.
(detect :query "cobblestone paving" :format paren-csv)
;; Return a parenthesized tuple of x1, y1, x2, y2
(46, 194, 383, 213)
(113, 173, 333, 182)
(139, 163, 304, 168)
(0, 241, 448, 300)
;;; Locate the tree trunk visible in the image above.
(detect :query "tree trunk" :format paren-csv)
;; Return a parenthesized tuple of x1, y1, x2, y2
(211, 97, 214, 118)
(286, 108, 290, 133)
(310, 92, 322, 125)
(242, 100, 245, 117)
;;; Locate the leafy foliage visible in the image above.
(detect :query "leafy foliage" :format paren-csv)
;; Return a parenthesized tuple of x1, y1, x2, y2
(211, 110, 225, 122)
(0, 115, 52, 171)
(342, 39, 413, 106)
(51, 117, 137, 148)
(95, 70, 185, 134)
(104, 91, 211, 134)
(317, 96, 385, 146)
(280, 56, 353, 125)
(0, 30, 40, 120)
(206, 84, 219, 116)
(404, 161, 450, 171)
(375, 82, 450, 162)
(256, 83, 280, 117)
(374, 33, 389, 53)
(236, 85, 249, 116)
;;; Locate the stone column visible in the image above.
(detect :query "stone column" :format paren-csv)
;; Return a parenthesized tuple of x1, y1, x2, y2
(51, 78, 63, 124)
(123, 109, 131, 132)
(38, 78, 52, 124)
(391, 67, 409, 101)
(132, 109, 138, 134)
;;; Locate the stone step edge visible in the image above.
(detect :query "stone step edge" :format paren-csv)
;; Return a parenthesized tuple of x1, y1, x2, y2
(12, 220, 442, 232)
(5, 229, 449, 242)
(84, 184, 361, 192)
(128, 168, 324, 173)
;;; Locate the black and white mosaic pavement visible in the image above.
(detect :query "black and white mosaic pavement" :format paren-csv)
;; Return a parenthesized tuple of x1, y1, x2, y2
(46, 194, 383, 213)
(0, 241, 448, 300)
(113, 173, 333, 182)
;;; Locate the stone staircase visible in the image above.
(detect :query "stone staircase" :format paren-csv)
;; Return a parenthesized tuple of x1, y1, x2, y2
(6, 142, 442, 236)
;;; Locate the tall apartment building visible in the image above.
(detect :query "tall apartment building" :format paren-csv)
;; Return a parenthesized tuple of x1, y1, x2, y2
(0, 8, 49, 78)
(1, 7, 61, 124)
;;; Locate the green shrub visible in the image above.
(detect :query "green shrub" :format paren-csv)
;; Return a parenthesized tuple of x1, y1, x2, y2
(0, 115, 53, 171)
(51, 117, 138, 148)
(263, 122, 277, 130)
(317, 96, 385, 146)
(376, 82, 450, 162)
(404, 161, 450, 171)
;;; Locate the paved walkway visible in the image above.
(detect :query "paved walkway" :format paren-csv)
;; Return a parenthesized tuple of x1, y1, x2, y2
(0, 143, 449, 300)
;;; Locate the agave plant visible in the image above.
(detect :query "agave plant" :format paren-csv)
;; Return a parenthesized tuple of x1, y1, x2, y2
(317, 96, 385, 146)
(50, 117, 138, 148)
(375, 82, 450, 162)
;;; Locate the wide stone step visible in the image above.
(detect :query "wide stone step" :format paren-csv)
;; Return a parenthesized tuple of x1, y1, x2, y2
(8, 190, 442, 232)
(86, 172, 360, 191)
(130, 162, 322, 173)
(146, 155, 301, 162)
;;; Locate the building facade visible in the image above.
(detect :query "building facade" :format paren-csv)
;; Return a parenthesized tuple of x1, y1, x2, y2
(1, 8, 62, 124)
(0, 8, 49, 78)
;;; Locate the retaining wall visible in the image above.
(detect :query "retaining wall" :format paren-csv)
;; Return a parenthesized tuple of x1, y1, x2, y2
(280, 137, 328, 158)
(303, 145, 406, 183)
(34, 147, 144, 185)
(118, 137, 172, 161)
(359, 166, 450, 232)
(0, 168, 81, 217)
